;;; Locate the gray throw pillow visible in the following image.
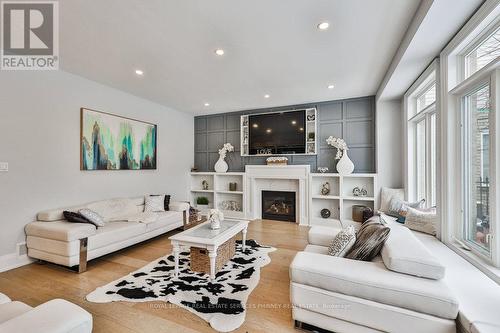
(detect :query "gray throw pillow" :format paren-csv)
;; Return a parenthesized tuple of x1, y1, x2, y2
(78, 208, 105, 227)
(327, 226, 356, 257)
(345, 218, 390, 261)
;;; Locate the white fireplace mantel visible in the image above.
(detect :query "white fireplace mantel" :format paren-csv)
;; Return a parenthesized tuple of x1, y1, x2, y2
(245, 165, 310, 225)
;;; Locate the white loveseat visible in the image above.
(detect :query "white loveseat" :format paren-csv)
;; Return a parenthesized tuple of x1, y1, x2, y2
(290, 219, 459, 333)
(25, 196, 189, 272)
(0, 292, 92, 333)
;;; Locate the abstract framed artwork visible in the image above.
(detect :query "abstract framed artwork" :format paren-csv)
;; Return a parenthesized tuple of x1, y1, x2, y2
(80, 108, 157, 170)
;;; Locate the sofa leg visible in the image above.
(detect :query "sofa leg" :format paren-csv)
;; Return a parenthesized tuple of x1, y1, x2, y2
(78, 238, 88, 273)
(294, 320, 303, 329)
(182, 210, 188, 230)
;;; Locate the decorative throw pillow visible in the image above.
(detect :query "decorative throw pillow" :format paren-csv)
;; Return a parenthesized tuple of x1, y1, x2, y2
(150, 194, 171, 211)
(63, 211, 92, 224)
(164, 195, 171, 211)
(345, 219, 391, 261)
(379, 188, 404, 213)
(144, 195, 165, 212)
(328, 226, 356, 257)
(78, 208, 105, 227)
(387, 197, 425, 217)
(404, 206, 437, 235)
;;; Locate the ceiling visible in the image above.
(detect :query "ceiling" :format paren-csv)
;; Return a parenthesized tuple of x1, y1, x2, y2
(59, 0, 421, 115)
(377, 0, 483, 101)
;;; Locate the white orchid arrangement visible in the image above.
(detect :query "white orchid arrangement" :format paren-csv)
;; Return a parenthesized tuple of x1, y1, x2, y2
(218, 143, 234, 159)
(208, 209, 224, 222)
(326, 136, 348, 160)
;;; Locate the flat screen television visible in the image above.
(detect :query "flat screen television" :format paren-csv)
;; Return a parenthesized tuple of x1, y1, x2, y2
(248, 110, 306, 155)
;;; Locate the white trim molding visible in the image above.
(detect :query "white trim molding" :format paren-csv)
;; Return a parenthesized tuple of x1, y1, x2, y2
(0, 253, 34, 273)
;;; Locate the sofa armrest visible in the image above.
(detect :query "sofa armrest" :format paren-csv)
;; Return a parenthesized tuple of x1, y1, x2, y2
(0, 299, 92, 333)
(25, 221, 96, 242)
(308, 226, 342, 247)
(169, 201, 190, 212)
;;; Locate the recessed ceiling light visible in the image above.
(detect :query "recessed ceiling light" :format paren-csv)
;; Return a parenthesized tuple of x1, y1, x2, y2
(264, 94, 270, 99)
(252, 123, 259, 128)
(318, 22, 329, 30)
(135, 69, 144, 76)
(215, 49, 225, 56)
(266, 128, 272, 133)
(204, 102, 210, 107)
(299, 127, 304, 131)
(291, 120, 297, 125)
(328, 84, 335, 89)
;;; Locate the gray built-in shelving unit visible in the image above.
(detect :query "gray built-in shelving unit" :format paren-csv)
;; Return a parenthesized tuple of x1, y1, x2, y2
(194, 96, 375, 173)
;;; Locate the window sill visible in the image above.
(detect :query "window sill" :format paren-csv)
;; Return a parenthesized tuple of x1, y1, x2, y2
(446, 240, 500, 285)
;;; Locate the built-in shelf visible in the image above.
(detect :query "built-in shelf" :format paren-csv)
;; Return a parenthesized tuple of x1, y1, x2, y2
(310, 173, 377, 226)
(190, 170, 376, 225)
(190, 172, 246, 219)
(217, 190, 243, 195)
(312, 195, 341, 200)
(342, 196, 375, 201)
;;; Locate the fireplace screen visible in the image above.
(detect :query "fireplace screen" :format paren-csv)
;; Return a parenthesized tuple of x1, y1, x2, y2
(261, 190, 296, 222)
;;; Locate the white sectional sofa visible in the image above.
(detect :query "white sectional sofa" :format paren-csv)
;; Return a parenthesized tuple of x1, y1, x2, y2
(0, 292, 92, 333)
(290, 220, 460, 333)
(25, 196, 189, 272)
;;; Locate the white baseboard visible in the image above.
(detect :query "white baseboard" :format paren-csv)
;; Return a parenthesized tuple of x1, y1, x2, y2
(0, 253, 34, 273)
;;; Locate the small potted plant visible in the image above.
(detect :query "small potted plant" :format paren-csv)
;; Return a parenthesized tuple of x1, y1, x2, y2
(196, 196, 209, 211)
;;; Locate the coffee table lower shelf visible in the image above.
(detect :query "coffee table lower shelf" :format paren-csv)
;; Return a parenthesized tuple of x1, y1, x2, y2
(190, 236, 236, 275)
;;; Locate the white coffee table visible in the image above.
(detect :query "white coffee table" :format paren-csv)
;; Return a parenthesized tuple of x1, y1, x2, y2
(169, 219, 249, 280)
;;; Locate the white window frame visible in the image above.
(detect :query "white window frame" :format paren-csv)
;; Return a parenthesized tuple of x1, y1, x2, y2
(458, 80, 492, 258)
(404, 60, 438, 210)
(480, 131, 490, 180)
(441, 0, 500, 282)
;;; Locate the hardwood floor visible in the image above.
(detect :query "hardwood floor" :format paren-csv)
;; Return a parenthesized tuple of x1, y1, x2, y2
(0, 220, 309, 333)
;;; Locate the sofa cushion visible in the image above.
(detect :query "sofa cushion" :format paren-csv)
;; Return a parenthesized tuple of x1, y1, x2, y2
(381, 222, 445, 280)
(290, 251, 459, 319)
(88, 222, 146, 250)
(0, 301, 32, 324)
(78, 208, 106, 227)
(404, 206, 437, 235)
(87, 198, 138, 222)
(379, 187, 404, 213)
(345, 220, 390, 261)
(328, 225, 356, 257)
(25, 221, 97, 241)
(144, 195, 166, 212)
(145, 211, 183, 232)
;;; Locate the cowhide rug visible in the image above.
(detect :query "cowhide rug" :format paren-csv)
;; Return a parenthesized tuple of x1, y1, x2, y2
(86, 240, 275, 332)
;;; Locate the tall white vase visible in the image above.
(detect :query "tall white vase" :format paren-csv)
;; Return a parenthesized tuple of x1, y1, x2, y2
(214, 156, 228, 173)
(336, 151, 354, 175)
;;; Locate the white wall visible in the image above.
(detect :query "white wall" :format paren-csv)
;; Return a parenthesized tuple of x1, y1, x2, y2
(376, 99, 404, 201)
(0, 70, 194, 258)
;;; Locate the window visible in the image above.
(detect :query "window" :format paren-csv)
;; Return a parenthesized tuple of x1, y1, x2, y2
(441, 0, 500, 276)
(416, 83, 437, 112)
(465, 26, 500, 78)
(405, 64, 438, 207)
(461, 84, 491, 253)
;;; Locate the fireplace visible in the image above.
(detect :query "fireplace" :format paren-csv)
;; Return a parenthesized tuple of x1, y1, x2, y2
(261, 190, 296, 222)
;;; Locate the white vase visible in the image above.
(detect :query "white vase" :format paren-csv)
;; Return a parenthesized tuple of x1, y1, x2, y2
(214, 156, 228, 173)
(210, 218, 221, 230)
(336, 151, 354, 175)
